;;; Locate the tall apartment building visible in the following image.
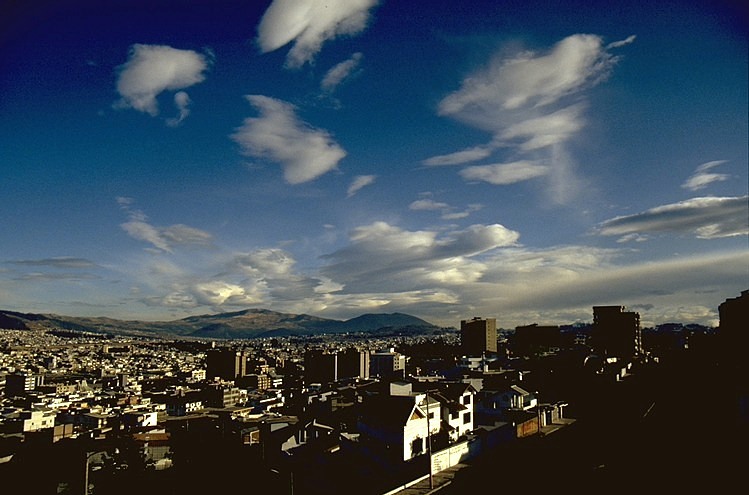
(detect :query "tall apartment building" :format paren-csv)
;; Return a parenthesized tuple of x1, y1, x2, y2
(206, 349, 248, 381)
(718, 290, 749, 361)
(461, 317, 497, 356)
(592, 306, 642, 359)
(369, 348, 406, 379)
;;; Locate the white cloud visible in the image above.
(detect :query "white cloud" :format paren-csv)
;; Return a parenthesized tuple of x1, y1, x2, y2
(257, 0, 379, 69)
(428, 34, 631, 204)
(438, 34, 617, 122)
(322, 52, 363, 92)
(118, 198, 213, 253)
(460, 161, 549, 185)
(321, 221, 519, 293)
(422, 146, 493, 166)
(499, 104, 586, 150)
(681, 160, 729, 191)
(347, 174, 376, 197)
(409, 199, 450, 211)
(607, 35, 637, 49)
(231, 95, 346, 184)
(166, 91, 192, 127)
(596, 196, 749, 239)
(114, 44, 209, 123)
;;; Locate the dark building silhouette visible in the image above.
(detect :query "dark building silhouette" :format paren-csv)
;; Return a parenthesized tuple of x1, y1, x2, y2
(304, 348, 371, 384)
(511, 324, 561, 356)
(304, 350, 338, 384)
(591, 306, 642, 359)
(206, 349, 248, 381)
(338, 348, 370, 380)
(461, 317, 497, 356)
(719, 290, 749, 362)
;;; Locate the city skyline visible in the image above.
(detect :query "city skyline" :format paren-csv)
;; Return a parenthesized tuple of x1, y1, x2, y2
(1, 0, 747, 328)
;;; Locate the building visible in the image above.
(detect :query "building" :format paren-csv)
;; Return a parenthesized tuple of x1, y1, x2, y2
(304, 350, 339, 384)
(369, 348, 406, 379)
(591, 306, 642, 359)
(4, 372, 41, 398)
(338, 348, 370, 380)
(206, 349, 247, 381)
(461, 317, 497, 356)
(718, 290, 749, 361)
(511, 324, 561, 356)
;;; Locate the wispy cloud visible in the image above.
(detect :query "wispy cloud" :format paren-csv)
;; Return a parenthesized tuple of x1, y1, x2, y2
(595, 196, 749, 240)
(459, 161, 549, 185)
(422, 146, 493, 167)
(681, 160, 730, 191)
(231, 95, 347, 184)
(322, 52, 363, 92)
(409, 199, 450, 211)
(114, 44, 210, 124)
(257, 0, 379, 69)
(347, 174, 376, 197)
(8, 257, 98, 269)
(117, 197, 213, 253)
(428, 34, 633, 202)
(321, 221, 519, 292)
(410, 196, 482, 220)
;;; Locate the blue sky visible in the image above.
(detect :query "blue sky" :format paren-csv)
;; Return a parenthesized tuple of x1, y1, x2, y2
(1, 0, 747, 328)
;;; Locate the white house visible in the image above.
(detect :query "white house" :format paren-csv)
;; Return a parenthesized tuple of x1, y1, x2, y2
(357, 393, 441, 462)
(431, 383, 476, 442)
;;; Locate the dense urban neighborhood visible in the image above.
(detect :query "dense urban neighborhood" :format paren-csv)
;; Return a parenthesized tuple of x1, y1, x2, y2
(1, 291, 747, 494)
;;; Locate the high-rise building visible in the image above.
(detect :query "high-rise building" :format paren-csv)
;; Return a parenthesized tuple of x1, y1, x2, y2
(461, 317, 497, 356)
(718, 290, 749, 361)
(369, 348, 406, 379)
(592, 306, 642, 359)
(206, 349, 247, 381)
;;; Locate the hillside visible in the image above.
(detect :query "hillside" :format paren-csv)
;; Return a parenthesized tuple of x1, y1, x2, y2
(0, 309, 439, 339)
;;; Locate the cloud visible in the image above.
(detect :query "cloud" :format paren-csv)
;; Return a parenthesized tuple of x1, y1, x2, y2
(427, 34, 632, 203)
(231, 95, 346, 184)
(595, 196, 749, 239)
(681, 160, 730, 191)
(422, 146, 493, 167)
(321, 221, 519, 292)
(118, 197, 213, 253)
(459, 161, 549, 185)
(409, 199, 450, 211)
(607, 35, 637, 49)
(166, 91, 192, 127)
(410, 197, 483, 220)
(8, 257, 97, 269)
(321, 52, 363, 92)
(347, 174, 376, 197)
(257, 0, 379, 69)
(439, 34, 619, 120)
(114, 44, 210, 123)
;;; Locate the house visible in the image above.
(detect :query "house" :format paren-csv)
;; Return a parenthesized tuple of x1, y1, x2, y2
(357, 393, 441, 462)
(475, 384, 537, 424)
(429, 382, 476, 442)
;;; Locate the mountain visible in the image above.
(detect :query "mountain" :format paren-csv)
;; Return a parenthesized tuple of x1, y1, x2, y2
(0, 308, 439, 339)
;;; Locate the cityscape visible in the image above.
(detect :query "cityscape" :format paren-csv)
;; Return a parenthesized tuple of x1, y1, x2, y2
(1, 1, 747, 493)
(1, 289, 747, 494)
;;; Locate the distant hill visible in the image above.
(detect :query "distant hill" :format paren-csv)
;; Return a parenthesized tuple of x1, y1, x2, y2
(0, 308, 439, 339)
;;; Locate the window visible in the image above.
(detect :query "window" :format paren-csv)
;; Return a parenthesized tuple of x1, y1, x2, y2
(411, 437, 424, 455)
(428, 412, 435, 420)
(463, 395, 471, 405)
(463, 412, 471, 424)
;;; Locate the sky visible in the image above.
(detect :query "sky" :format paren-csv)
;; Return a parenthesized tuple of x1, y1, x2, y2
(1, 0, 747, 329)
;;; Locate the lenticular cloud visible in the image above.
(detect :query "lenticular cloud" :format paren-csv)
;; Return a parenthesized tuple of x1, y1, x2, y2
(115, 44, 209, 121)
(257, 0, 378, 68)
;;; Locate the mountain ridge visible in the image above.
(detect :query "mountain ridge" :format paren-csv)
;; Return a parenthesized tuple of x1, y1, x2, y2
(0, 308, 440, 339)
